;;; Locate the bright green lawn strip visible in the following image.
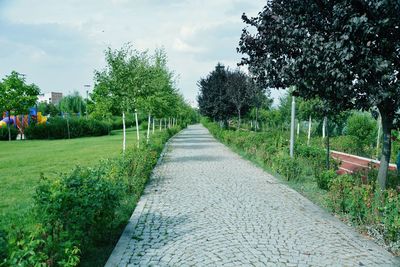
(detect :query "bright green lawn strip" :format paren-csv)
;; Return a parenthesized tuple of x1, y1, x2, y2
(0, 128, 145, 229)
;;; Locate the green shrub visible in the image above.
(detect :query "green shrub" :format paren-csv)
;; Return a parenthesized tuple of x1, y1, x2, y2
(1, 126, 182, 266)
(111, 115, 135, 130)
(327, 174, 354, 213)
(379, 190, 400, 242)
(274, 153, 303, 181)
(25, 117, 110, 140)
(0, 126, 18, 140)
(295, 144, 324, 160)
(316, 169, 337, 190)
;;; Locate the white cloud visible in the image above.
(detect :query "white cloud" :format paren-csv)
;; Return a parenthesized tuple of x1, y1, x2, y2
(0, 0, 265, 103)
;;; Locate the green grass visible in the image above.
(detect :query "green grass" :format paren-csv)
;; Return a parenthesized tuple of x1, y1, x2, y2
(0, 127, 146, 229)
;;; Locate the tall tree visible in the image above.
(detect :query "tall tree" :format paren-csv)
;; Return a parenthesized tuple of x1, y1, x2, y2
(226, 69, 250, 130)
(198, 63, 235, 127)
(238, 0, 400, 188)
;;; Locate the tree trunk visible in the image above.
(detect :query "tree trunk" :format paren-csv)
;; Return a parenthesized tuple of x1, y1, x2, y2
(290, 96, 296, 158)
(122, 111, 126, 152)
(8, 111, 11, 141)
(135, 112, 140, 148)
(152, 118, 155, 134)
(297, 122, 300, 136)
(66, 114, 71, 139)
(237, 109, 241, 130)
(160, 118, 162, 131)
(326, 116, 330, 170)
(255, 107, 259, 132)
(307, 115, 312, 146)
(376, 114, 381, 159)
(377, 115, 392, 189)
(146, 113, 151, 144)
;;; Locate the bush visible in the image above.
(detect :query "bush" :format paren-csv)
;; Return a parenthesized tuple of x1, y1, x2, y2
(345, 112, 377, 155)
(0, 126, 18, 140)
(273, 153, 303, 181)
(328, 174, 354, 213)
(316, 169, 337, 190)
(25, 117, 110, 140)
(2, 125, 182, 266)
(111, 115, 135, 130)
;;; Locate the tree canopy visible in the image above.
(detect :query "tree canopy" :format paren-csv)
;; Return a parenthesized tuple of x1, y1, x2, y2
(238, 0, 400, 188)
(197, 63, 269, 127)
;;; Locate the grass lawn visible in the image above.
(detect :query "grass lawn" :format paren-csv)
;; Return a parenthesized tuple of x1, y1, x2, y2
(0, 127, 145, 229)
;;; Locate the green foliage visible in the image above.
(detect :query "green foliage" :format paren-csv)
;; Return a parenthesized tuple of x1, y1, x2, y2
(0, 127, 18, 141)
(25, 117, 110, 140)
(198, 64, 269, 126)
(315, 170, 337, 191)
(1, 126, 181, 266)
(274, 153, 303, 181)
(38, 102, 60, 117)
(346, 112, 377, 155)
(328, 174, 355, 213)
(59, 92, 86, 115)
(328, 174, 400, 243)
(0, 71, 40, 115)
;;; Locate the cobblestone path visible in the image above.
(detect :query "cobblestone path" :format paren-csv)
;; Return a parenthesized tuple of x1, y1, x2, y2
(106, 124, 399, 266)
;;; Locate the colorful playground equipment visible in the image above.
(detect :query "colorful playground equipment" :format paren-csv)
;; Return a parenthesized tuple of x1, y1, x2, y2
(0, 108, 47, 132)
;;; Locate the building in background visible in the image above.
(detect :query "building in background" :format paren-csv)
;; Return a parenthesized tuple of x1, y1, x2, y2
(37, 92, 63, 105)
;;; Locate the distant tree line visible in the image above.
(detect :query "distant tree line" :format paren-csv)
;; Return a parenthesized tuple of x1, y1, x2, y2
(197, 63, 271, 129)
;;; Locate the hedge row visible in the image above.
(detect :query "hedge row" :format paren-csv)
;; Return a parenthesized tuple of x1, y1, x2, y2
(25, 117, 110, 140)
(0, 127, 18, 140)
(0, 126, 182, 266)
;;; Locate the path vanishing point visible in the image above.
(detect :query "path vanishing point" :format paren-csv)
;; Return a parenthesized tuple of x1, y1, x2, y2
(106, 124, 399, 267)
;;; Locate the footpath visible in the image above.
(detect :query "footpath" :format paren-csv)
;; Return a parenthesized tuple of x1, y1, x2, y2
(106, 124, 399, 266)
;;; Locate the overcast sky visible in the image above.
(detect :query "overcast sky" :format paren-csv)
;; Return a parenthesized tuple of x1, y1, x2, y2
(0, 0, 282, 106)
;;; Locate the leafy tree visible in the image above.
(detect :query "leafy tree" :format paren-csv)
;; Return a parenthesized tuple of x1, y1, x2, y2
(247, 81, 271, 131)
(238, 1, 400, 188)
(226, 69, 251, 130)
(198, 63, 235, 127)
(346, 112, 377, 155)
(38, 102, 60, 117)
(0, 71, 40, 140)
(59, 91, 86, 116)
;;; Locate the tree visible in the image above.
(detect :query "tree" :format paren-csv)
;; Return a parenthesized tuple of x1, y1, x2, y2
(0, 71, 40, 140)
(346, 112, 377, 155)
(59, 91, 86, 116)
(247, 81, 271, 131)
(198, 63, 235, 127)
(226, 70, 250, 130)
(238, 0, 400, 188)
(38, 102, 60, 117)
(93, 45, 151, 151)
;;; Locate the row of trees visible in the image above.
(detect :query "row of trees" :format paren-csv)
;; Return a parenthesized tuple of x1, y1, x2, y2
(238, 0, 400, 189)
(91, 45, 196, 151)
(197, 63, 271, 129)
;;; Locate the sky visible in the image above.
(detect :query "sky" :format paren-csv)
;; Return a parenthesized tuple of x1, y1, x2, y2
(0, 0, 282, 107)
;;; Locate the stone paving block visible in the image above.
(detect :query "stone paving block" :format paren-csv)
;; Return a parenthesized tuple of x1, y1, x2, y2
(106, 125, 400, 267)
